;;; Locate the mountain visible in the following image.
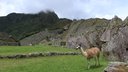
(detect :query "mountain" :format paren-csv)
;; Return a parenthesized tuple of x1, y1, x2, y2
(0, 11, 59, 40)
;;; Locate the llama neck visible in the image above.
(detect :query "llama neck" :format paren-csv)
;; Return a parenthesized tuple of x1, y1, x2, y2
(80, 47, 88, 57)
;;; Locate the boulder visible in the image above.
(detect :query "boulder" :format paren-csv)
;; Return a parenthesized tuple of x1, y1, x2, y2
(104, 62, 128, 72)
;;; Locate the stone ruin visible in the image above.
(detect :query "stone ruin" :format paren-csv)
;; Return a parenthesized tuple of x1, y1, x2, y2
(0, 32, 19, 46)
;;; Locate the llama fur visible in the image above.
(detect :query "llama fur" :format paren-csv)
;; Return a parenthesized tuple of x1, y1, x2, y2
(76, 45, 100, 69)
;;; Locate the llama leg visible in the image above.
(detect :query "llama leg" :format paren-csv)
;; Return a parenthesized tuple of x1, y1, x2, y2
(97, 54, 100, 66)
(95, 56, 98, 66)
(97, 56, 100, 66)
(98, 53, 100, 66)
(94, 57, 97, 66)
(87, 59, 90, 69)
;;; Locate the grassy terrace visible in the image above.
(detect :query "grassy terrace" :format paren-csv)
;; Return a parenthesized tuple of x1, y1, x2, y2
(0, 45, 77, 56)
(0, 45, 108, 72)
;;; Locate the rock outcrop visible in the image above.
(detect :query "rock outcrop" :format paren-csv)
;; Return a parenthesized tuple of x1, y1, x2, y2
(104, 62, 128, 72)
(101, 16, 128, 62)
(66, 18, 109, 48)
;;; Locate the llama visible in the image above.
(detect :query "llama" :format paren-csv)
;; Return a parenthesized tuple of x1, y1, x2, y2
(76, 44, 100, 69)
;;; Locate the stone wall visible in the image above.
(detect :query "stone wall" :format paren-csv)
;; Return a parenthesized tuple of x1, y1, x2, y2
(0, 52, 80, 59)
(0, 32, 19, 46)
(0, 42, 19, 46)
(20, 30, 53, 45)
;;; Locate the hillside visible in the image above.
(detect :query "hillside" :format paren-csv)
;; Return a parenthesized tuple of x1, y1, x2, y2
(0, 11, 59, 40)
(0, 11, 128, 62)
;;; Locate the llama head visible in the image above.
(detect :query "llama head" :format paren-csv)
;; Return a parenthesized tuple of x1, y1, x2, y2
(76, 44, 82, 50)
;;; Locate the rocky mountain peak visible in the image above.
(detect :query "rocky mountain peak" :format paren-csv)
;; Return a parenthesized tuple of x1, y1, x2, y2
(123, 16, 128, 26)
(109, 15, 123, 29)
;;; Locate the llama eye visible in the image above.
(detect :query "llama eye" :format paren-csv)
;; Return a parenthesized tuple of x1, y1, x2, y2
(126, 48, 128, 51)
(104, 70, 107, 72)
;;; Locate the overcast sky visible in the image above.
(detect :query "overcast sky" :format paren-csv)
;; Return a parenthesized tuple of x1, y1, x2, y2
(0, 0, 128, 19)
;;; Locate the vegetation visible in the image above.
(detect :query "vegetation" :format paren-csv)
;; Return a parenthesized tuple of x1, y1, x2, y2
(0, 55, 108, 72)
(0, 11, 59, 40)
(0, 45, 77, 56)
(0, 45, 108, 72)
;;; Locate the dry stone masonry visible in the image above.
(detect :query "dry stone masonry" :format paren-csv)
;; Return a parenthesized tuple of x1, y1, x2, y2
(0, 52, 80, 59)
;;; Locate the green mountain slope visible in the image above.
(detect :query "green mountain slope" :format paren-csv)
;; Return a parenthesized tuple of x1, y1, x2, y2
(0, 11, 59, 40)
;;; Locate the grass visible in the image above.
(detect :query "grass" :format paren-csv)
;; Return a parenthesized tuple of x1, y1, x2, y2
(0, 44, 77, 56)
(0, 45, 108, 72)
(0, 55, 108, 72)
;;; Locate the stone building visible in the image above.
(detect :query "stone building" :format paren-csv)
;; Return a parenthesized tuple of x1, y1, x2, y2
(0, 32, 19, 46)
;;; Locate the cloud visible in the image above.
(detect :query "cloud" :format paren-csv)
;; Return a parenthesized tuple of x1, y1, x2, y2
(0, 0, 128, 19)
